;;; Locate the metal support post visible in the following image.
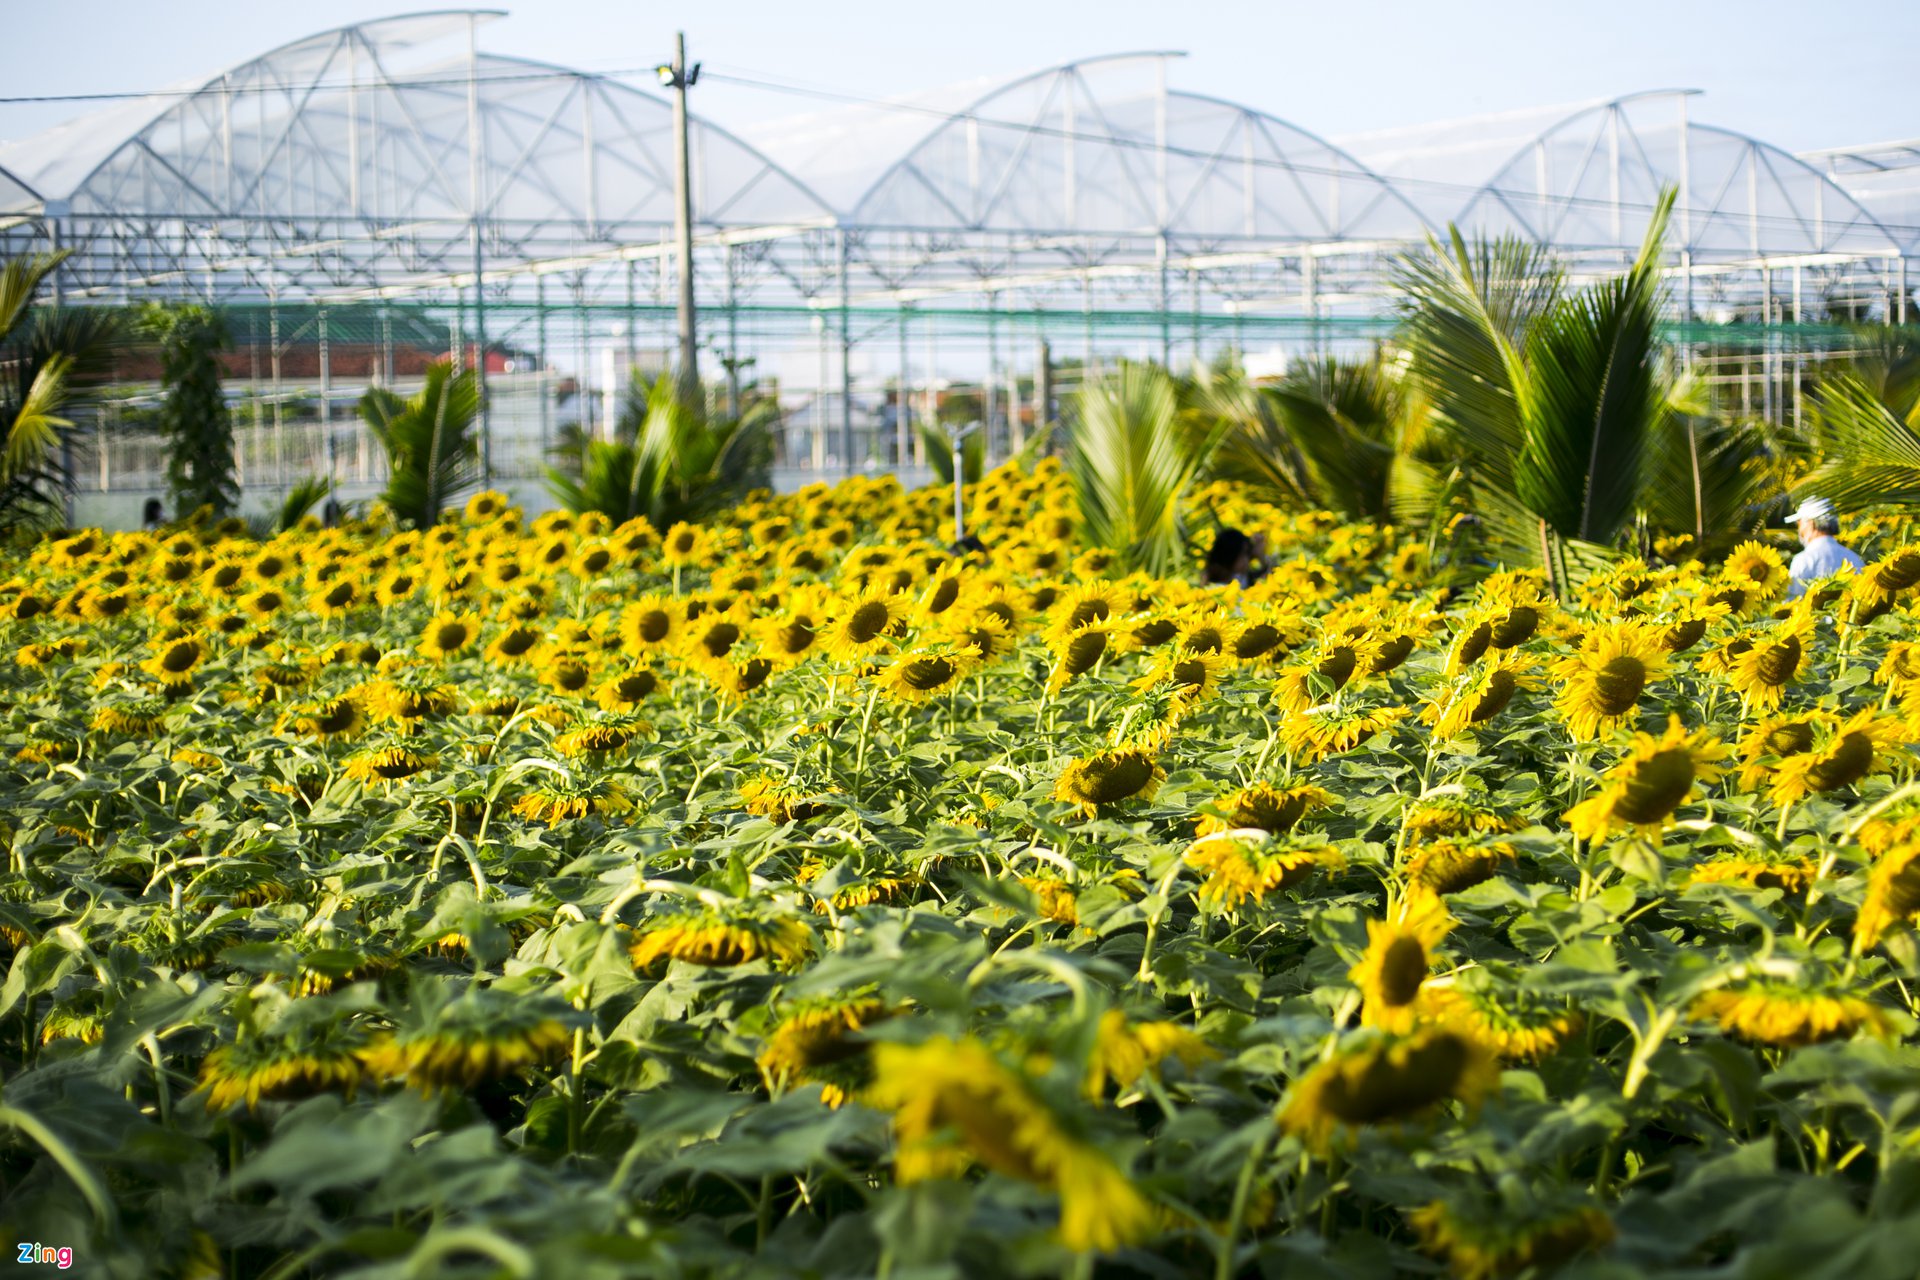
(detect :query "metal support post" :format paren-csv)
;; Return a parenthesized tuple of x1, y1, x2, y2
(319, 308, 335, 491)
(1036, 337, 1053, 440)
(839, 230, 855, 477)
(896, 308, 911, 469)
(536, 275, 550, 461)
(664, 32, 701, 400)
(985, 291, 999, 462)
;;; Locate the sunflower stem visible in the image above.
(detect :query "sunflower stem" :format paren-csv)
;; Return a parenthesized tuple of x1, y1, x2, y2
(852, 686, 881, 793)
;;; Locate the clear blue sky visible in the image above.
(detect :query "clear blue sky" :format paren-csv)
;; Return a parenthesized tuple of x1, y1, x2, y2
(1, 0, 1912, 153)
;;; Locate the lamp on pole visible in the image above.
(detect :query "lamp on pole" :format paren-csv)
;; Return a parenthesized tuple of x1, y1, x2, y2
(656, 35, 701, 404)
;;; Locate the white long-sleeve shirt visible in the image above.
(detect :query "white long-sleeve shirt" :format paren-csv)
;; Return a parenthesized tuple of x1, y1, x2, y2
(1787, 535, 1865, 599)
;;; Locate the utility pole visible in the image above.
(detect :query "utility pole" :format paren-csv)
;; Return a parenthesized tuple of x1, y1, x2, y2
(658, 34, 701, 405)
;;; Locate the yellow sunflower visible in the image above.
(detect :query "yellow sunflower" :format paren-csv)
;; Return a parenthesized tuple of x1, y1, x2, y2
(1408, 1199, 1613, 1280)
(878, 645, 982, 704)
(1181, 834, 1345, 909)
(1724, 618, 1812, 711)
(823, 590, 911, 663)
(1052, 748, 1165, 816)
(630, 908, 813, 970)
(866, 1036, 1157, 1254)
(1084, 1010, 1215, 1097)
(1767, 708, 1906, 806)
(1045, 621, 1120, 695)
(1195, 782, 1336, 837)
(1279, 703, 1409, 762)
(1350, 901, 1455, 1031)
(1721, 540, 1790, 599)
(417, 612, 482, 661)
(1692, 982, 1894, 1047)
(1564, 716, 1728, 841)
(1856, 843, 1920, 950)
(1278, 1027, 1499, 1152)
(1550, 621, 1671, 741)
(1423, 658, 1536, 739)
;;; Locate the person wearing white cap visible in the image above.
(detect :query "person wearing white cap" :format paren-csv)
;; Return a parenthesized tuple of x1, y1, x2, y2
(1783, 496, 1863, 600)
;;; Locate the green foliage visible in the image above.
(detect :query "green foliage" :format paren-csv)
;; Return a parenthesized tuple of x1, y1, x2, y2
(1067, 361, 1227, 576)
(0, 251, 119, 529)
(547, 371, 772, 526)
(360, 362, 480, 528)
(142, 302, 238, 518)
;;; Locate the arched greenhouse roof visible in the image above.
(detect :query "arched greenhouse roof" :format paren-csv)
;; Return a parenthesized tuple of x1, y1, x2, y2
(1341, 91, 1901, 263)
(0, 10, 833, 298)
(833, 54, 1424, 242)
(1802, 140, 1920, 255)
(0, 11, 1906, 312)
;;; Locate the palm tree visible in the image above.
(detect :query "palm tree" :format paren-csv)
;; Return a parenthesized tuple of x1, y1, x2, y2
(359, 361, 480, 528)
(547, 370, 773, 526)
(1068, 361, 1227, 577)
(1395, 190, 1680, 592)
(1800, 328, 1920, 511)
(0, 251, 120, 529)
(1804, 373, 1920, 510)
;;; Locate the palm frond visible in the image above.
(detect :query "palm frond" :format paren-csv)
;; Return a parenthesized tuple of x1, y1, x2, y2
(1805, 373, 1920, 509)
(0, 251, 67, 347)
(1069, 361, 1225, 577)
(4, 353, 73, 480)
(361, 363, 479, 528)
(1514, 189, 1672, 544)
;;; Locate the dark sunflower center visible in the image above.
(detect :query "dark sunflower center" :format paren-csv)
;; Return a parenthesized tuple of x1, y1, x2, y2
(1489, 606, 1538, 648)
(498, 628, 538, 656)
(161, 643, 199, 673)
(1317, 646, 1358, 687)
(1235, 623, 1281, 659)
(615, 672, 658, 700)
(1378, 936, 1428, 1007)
(1454, 622, 1492, 667)
(1067, 598, 1112, 629)
(700, 622, 741, 658)
(777, 621, 817, 654)
(1874, 550, 1920, 592)
(635, 610, 671, 643)
(1083, 756, 1154, 803)
(1186, 627, 1224, 654)
(902, 657, 957, 691)
(1327, 1032, 1469, 1123)
(1369, 634, 1416, 674)
(434, 623, 469, 651)
(1613, 748, 1696, 824)
(1755, 636, 1802, 686)
(1470, 668, 1517, 722)
(1063, 629, 1111, 675)
(1592, 655, 1649, 714)
(1764, 723, 1816, 757)
(579, 549, 612, 574)
(1240, 790, 1310, 833)
(1134, 618, 1179, 648)
(734, 658, 774, 692)
(1172, 658, 1209, 690)
(1807, 732, 1875, 792)
(1663, 617, 1708, 652)
(847, 601, 891, 644)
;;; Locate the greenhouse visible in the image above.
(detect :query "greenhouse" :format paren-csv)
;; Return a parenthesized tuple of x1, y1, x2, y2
(0, 9, 1910, 517)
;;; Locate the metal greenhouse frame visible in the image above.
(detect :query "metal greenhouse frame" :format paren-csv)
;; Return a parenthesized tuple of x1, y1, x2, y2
(0, 10, 1910, 520)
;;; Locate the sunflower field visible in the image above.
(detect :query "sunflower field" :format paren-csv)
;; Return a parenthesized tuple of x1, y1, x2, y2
(6, 459, 1920, 1279)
